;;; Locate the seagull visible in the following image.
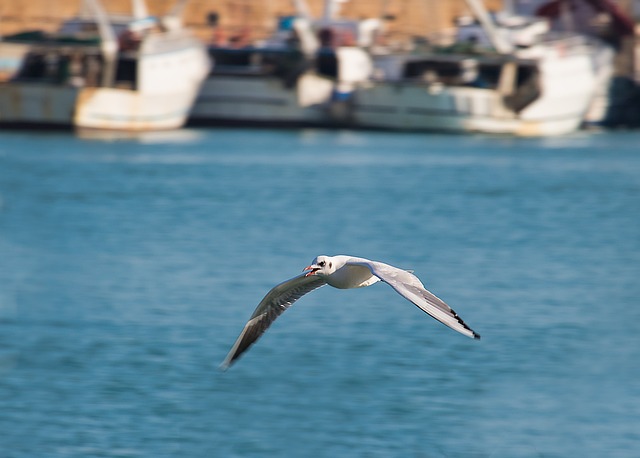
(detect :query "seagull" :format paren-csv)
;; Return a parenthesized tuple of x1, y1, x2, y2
(221, 255, 480, 370)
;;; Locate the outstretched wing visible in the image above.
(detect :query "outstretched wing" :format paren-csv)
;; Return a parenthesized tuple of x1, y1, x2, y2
(220, 273, 327, 370)
(347, 259, 480, 340)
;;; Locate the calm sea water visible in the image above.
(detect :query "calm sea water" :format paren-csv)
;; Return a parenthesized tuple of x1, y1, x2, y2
(0, 127, 639, 457)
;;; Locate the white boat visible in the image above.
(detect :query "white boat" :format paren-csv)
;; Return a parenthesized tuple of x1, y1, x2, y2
(348, 2, 614, 136)
(0, 0, 209, 131)
(189, 2, 374, 127)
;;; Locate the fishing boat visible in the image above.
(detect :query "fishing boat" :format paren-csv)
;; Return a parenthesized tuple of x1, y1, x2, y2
(0, 0, 209, 131)
(347, 1, 614, 136)
(189, 2, 375, 127)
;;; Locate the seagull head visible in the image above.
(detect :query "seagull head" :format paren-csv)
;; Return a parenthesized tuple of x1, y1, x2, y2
(303, 255, 336, 277)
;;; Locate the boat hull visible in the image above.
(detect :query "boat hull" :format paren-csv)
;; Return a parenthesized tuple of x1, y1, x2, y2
(75, 86, 199, 131)
(0, 26, 209, 132)
(190, 73, 334, 126)
(0, 83, 79, 126)
(351, 81, 585, 137)
(350, 36, 610, 136)
(0, 83, 199, 131)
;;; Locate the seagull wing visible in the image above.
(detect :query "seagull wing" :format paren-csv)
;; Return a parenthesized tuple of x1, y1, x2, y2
(347, 259, 480, 340)
(221, 273, 327, 370)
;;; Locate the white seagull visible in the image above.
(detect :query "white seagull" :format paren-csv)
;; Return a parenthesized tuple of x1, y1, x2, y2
(221, 255, 480, 369)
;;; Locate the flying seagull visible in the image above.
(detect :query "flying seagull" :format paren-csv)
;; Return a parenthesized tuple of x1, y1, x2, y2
(221, 255, 480, 369)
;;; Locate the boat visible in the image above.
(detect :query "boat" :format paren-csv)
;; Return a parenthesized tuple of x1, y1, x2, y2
(189, 1, 374, 127)
(0, 0, 209, 131)
(346, 0, 614, 136)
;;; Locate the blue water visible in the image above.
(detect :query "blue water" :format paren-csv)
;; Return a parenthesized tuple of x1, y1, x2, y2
(0, 128, 639, 457)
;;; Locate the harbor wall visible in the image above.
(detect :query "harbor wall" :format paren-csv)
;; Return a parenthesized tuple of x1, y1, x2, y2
(0, 0, 502, 44)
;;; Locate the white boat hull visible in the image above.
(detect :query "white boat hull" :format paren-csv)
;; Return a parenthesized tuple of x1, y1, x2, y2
(0, 24, 209, 131)
(75, 86, 199, 131)
(191, 73, 334, 125)
(0, 82, 200, 131)
(353, 46, 600, 136)
(352, 83, 584, 137)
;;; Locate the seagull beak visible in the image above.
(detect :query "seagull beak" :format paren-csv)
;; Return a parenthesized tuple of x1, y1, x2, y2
(303, 265, 320, 277)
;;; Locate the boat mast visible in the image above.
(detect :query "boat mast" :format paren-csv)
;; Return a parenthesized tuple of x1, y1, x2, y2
(464, 0, 513, 54)
(292, 0, 312, 20)
(322, 0, 338, 22)
(83, 0, 118, 87)
(163, 0, 188, 31)
(291, 0, 319, 56)
(132, 0, 149, 19)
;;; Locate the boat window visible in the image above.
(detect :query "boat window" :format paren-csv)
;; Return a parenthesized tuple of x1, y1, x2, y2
(15, 53, 47, 80)
(15, 52, 70, 83)
(504, 64, 540, 112)
(115, 58, 137, 89)
(404, 60, 460, 81)
(401, 59, 510, 89)
(209, 48, 307, 81)
(316, 49, 338, 78)
(476, 64, 502, 88)
(211, 49, 253, 67)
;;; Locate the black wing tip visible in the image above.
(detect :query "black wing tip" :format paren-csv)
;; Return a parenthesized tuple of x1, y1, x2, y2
(453, 313, 481, 340)
(465, 325, 480, 340)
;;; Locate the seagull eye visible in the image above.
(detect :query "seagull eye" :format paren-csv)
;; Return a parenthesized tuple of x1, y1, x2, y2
(318, 261, 325, 267)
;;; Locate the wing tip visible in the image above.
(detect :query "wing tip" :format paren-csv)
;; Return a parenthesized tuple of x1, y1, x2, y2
(220, 346, 242, 371)
(451, 309, 480, 340)
(219, 359, 230, 371)
(219, 356, 234, 371)
(463, 324, 480, 340)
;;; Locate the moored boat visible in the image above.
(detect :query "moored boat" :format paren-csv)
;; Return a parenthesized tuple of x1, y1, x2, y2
(0, 0, 209, 131)
(189, 2, 375, 127)
(347, 1, 614, 136)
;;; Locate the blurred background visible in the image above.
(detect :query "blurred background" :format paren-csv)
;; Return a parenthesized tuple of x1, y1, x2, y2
(1, 1, 640, 457)
(0, 1, 527, 41)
